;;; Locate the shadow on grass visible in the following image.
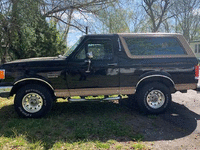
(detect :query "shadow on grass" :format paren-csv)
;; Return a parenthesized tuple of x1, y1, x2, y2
(0, 100, 199, 149)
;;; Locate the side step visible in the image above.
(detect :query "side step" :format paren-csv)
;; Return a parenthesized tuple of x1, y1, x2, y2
(68, 96, 121, 102)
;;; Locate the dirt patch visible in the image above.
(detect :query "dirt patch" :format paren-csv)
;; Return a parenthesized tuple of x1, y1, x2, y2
(142, 90, 200, 150)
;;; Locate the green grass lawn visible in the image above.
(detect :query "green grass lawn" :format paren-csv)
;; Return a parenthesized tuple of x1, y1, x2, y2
(0, 97, 149, 150)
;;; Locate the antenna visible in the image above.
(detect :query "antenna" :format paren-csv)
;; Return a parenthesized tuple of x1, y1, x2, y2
(86, 26, 88, 34)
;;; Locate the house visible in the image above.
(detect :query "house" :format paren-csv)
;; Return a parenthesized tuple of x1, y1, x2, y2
(190, 41, 200, 60)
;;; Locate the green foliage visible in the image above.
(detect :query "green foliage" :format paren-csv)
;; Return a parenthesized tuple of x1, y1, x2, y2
(0, 0, 66, 63)
(98, 6, 131, 33)
(131, 142, 146, 150)
(131, 134, 144, 142)
(96, 142, 110, 149)
(116, 144, 123, 149)
(0, 97, 148, 149)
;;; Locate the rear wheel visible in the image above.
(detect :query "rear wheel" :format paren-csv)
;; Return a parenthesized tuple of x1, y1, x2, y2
(14, 84, 53, 118)
(136, 82, 171, 114)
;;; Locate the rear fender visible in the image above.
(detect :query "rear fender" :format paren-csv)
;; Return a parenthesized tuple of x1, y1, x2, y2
(136, 71, 175, 93)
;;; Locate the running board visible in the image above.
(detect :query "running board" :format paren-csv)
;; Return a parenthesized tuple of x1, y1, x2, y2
(104, 97, 121, 100)
(68, 96, 121, 102)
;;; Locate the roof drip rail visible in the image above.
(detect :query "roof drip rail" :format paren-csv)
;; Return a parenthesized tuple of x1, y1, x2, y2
(118, 38, 121, 51)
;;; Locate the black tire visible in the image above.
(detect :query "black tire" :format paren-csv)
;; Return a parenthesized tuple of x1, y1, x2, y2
(14, 84, 53, 118)
(136, 82, 171, 114)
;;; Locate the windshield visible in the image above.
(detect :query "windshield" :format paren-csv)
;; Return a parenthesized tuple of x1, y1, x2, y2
(64, 37, 83, 57)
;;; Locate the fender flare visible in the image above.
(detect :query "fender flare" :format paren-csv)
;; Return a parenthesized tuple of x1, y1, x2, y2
(10, 78, 54, 96)
(136, 72, 175, 92)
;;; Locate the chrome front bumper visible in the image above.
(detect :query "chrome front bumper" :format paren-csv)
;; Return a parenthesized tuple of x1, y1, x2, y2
(0, 86, 12, 97)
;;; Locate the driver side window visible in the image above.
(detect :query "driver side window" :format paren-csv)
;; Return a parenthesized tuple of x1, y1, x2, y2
(88, 39, 113, 60)
(75, 47, 86, 59)
(74, 39, 113, 60)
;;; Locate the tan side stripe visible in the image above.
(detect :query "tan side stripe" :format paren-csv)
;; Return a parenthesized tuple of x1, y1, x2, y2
(55, 87, 135, 97)
(175, 83, 197, 91)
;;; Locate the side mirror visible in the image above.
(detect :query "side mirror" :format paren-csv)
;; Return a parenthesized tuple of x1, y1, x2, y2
(87, 52, 93, 59)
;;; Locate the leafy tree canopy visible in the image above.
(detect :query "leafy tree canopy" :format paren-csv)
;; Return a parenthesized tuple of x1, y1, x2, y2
(0, 0, 66, 63)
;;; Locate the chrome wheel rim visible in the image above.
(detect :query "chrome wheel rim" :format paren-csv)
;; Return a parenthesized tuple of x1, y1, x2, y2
(22, 93, 43, 113)
(146, 90, 165, 109)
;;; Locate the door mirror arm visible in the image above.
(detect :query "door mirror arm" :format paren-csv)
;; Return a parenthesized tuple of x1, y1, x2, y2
(85, 59, 91, 73)
(87, 52, 93, 59)
(85, 52, 93, 73)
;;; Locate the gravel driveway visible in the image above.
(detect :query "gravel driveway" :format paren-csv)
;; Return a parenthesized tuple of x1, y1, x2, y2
(143, 90, 200, 150)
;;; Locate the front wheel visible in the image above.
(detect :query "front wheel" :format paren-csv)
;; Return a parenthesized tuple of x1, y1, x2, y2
(136, 82, 171, 114)
(14, 84, 53, 118)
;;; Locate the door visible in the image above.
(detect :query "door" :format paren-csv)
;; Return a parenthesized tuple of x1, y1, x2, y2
(66, 38, 120, 96)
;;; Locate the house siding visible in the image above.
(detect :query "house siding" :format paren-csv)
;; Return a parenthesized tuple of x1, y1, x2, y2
(190, 41, 200, 59)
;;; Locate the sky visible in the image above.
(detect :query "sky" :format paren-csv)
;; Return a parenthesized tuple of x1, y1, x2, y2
(42, 0, 200, 49)
(66, 11, 102, 47)
(65, 0, 139, 47)
(61, 0, 200, 48)
(67, 12, 95, 47)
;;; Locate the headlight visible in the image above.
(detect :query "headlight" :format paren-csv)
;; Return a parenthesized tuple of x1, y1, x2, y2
(0, 69, 5, 79)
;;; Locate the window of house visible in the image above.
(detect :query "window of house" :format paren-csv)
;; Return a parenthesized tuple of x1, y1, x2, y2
(195, 44, 198, 53)
(124, 37, 187, 56)
(198, 44, 200, 53)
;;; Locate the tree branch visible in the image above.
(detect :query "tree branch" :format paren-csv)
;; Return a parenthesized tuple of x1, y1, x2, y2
(43, 0, 115, 17)
(49, 16, 86, 33)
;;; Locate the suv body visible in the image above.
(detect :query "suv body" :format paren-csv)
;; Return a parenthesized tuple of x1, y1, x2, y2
(0, 33, 198, 118)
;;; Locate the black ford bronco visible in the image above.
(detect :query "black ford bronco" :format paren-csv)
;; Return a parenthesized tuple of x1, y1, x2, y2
(0, 33, 199, 118)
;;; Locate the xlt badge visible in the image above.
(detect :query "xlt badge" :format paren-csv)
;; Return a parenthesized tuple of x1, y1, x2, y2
(47, 71, 60, 78)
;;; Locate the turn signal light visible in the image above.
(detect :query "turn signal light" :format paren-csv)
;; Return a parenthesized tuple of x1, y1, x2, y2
(0, 70, 5, 79)
(195, 65, 199, 79)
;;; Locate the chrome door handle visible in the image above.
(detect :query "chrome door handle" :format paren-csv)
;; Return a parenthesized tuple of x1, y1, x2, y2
(107, 63, 118, 66)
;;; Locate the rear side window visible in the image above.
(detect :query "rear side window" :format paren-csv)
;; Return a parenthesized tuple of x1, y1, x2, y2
(124, 37, 187, 56)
